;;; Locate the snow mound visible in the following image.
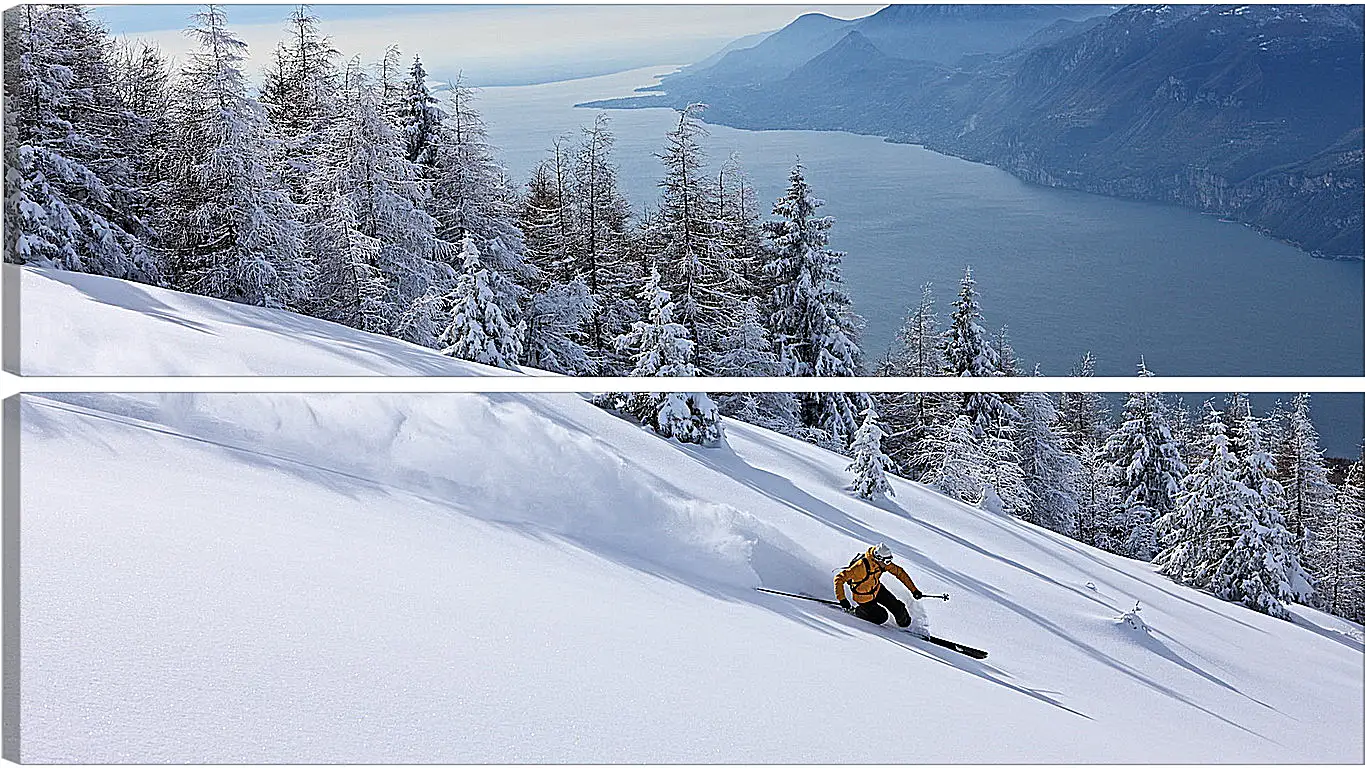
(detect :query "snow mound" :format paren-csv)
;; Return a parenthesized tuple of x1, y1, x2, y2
(9, 265, 514, 375)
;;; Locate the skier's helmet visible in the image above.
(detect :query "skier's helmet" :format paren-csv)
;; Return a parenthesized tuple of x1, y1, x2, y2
(872, 542, 893, 564)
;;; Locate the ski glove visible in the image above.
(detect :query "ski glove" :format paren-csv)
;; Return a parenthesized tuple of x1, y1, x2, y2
(839, 598, 853, 613)
(912, 589, 924, 600)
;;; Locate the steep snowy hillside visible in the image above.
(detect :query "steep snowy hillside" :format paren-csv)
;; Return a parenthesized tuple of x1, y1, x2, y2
(7, 264, 508, 376)
(16, 389, 1364, 763)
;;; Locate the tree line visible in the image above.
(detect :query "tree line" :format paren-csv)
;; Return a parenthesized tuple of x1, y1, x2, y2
(846, 270, 1364, 624)
(3, 4, 863, 447)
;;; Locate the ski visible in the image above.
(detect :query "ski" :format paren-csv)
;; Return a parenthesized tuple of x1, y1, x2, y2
(916, 634, 988, 660)
(753, 587, 989, 659)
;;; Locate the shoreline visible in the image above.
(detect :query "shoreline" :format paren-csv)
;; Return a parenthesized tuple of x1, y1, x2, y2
(578, 93, 1362, 263)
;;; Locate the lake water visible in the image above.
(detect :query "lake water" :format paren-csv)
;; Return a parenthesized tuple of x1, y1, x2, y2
(475, 66, 1363, 454)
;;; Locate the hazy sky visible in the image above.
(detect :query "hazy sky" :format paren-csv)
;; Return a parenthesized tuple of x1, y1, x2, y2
(94, 4, 883, 85)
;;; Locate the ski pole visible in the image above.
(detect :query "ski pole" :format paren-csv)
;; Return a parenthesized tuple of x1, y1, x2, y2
(920, 593, 950, 601)
(755, 587, 841, 606)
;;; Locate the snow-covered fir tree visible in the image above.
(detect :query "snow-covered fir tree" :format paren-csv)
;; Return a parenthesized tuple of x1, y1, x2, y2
(1275, 393, 1334, 571)
(980, 415, 1035, 518)
(613, 267, 722, 445)
(4, 4, 159, 281)
(1157, 403, 1301, 620)
(848, 406, 895, 500)
(1229, 405, 1314, 604)
(1156, 404, 1242, 590)
(1102, 360, 1186, 560)
(572, 115, 638, 368)
(649, 104, 741, 365)
(923, 414, 994, 506)
(398, 55, 443, 168)
(430, 76, 532, 317)
(994, 325, 1022, 378)
(716, 152, 767, 303)
(764, 161, 865, 443)
(1057, 354, 1109, 448)
(439, 234, 523, 369)
(1223, 393, 1255, 460)
(1056, 353, 1114, 547)
(160, 5, 307, 309)
(522, 279, 594, 374)
(521, 142, 576, 286)
(876, 283, 954, 481)
(259, 5, 339, 203)
(943, 267, 1012, 439)
(713, 297, 799, 434)
(108, 39, 173, 257)
(519, 142, 593, 374)
(1016, 388, 1080, 535)
(308, 71, 450, 340)
(1315, 453, 1365, 621)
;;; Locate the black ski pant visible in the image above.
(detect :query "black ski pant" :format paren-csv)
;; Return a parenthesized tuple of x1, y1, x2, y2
(853, 586, 911, 628)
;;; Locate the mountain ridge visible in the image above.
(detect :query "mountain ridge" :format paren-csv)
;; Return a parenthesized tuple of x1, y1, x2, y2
(606, 3, 1363, 258)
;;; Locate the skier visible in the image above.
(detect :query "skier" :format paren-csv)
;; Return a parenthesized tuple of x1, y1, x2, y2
(835, 543, 924, 627)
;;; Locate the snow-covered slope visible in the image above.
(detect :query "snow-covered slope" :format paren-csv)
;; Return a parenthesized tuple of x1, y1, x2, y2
(18, 388, 1364, 762)
(8, 264, 509, 375)
(11, 264, 1365, 761)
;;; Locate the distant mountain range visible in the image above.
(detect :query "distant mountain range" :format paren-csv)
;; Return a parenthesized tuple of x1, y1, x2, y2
(585, 4, 1364, 259)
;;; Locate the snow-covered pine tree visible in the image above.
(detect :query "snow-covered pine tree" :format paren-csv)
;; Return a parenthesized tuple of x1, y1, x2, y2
(108, 39, 172, 257)
(922, 414, 993, 505)
(613, 267, 722, 445)
(716, 152, 766, 303)
(980, 412, 1035, 518)
(943, 267, 1012, 439)
(439, 234, 524, 369)
(522, 279, 594, 374)
(375, 45, 404, 124)
(308, 70, 450, 340)
(1056, 353, 1114, 546)
(848, 406, 895, 500)
(572, 115, 638, 368)
(1156, 402, 1299, 620)
(1275, 393, 1335, 572)
(259, 5, 339, 204)
(1315, 453, 1364, 621)
(1017, 388, 1080, 535)
(1057, 354, 1109, 448)
(1231, 404, 1314, 604)
(713, 297, 799, 434)
(650, 104, 741, 367)
(519, 143, 594, 374)
(160, 5, 307, 309)
(764, 160, 865, 443)
(4, 5, 159, 280)
(1102, 360, 1187, 560)
(398, 55, 443, 168)
(429, 77, 531, 336)
(876, 283, 955, 481)
(994, 325, 1022, 378)
(521, 142, 576, 286)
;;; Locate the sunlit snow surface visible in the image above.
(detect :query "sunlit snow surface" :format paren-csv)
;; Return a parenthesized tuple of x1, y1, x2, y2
(17, 387, 1364, 761)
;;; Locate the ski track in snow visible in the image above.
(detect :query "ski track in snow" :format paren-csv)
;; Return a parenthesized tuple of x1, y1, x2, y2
(11, 265, 1365, 762)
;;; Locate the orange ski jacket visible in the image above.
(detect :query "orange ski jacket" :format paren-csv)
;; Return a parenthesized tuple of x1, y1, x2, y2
(835, 547, 920, 604)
